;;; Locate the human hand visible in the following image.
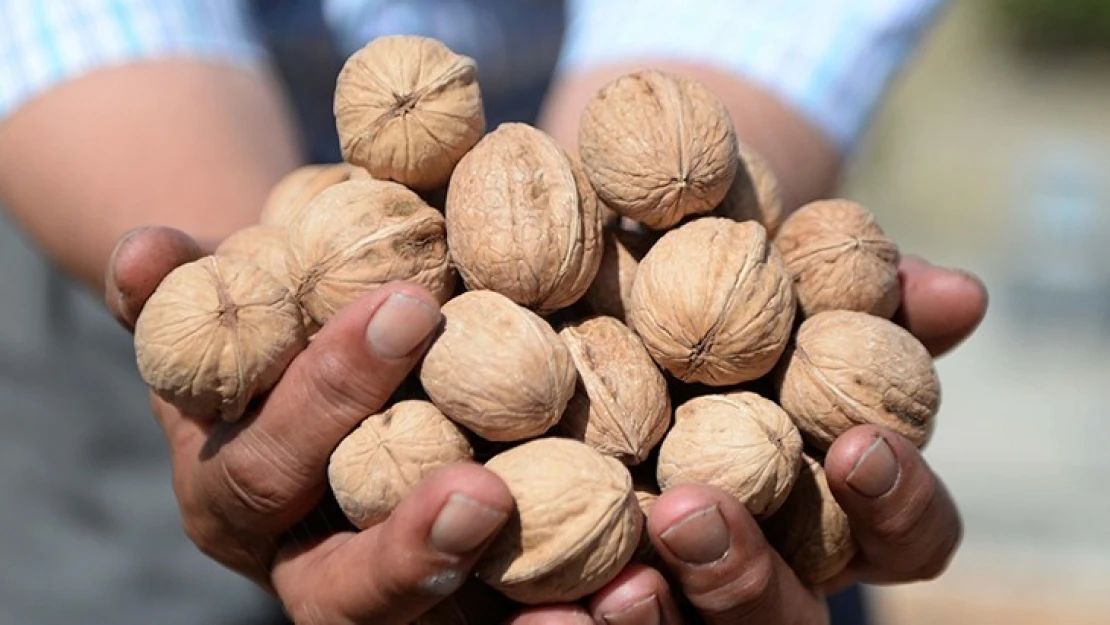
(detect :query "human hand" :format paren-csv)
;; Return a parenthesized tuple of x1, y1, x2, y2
(105, 226, 521, 625)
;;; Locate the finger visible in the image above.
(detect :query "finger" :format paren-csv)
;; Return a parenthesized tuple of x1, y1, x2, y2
(193, 282, 443, 535)
(588, 564, 685, 625)
(105, 226, 207, 331)
(271, 462, 513, 625)
(505, 606, 594, 625)
(647, 485, 829, 625)
(824, 425, 962, 583)
(894, 255, 988, 357)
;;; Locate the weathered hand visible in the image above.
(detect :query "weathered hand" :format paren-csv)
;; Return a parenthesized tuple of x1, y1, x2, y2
(106, 226, 518, 625)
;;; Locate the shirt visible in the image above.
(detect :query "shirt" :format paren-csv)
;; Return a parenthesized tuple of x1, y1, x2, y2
(0, 2, 944, 624)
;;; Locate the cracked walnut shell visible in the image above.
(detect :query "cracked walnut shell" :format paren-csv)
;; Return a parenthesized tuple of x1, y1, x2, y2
(774, 199, 901, 319)
(445, 123, 602, 314)
(328, 400, 472, 529)
(418, 290, 576, 442)
(133, 255, 307, 422)
(578, 69, 738, 230)
(556, 315, 671, 465)
(628, 217, 796, 385)
(777, 310, 941, 450)
(763, 454, 857, 586)
(657, 392, 803, 518)
(285, 179, 455, 327)
(334, 35, 485, 191)
(477, 438, 643, 604)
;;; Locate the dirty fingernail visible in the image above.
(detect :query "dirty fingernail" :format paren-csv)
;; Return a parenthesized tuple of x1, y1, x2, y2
(430, 493, 508, 555)
(847, 436, 900, 498)
(659, 504, 730, 564)
(365, 292, 442, 359)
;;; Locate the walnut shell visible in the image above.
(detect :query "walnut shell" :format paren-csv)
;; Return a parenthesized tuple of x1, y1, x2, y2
(285, 179, 455, 326)
(556, 316, 671, 465)
(774, 199, 901, 318)
(133, 256, 307, 421)
(477, 438, 643, 604)
(583, 228, 651, 323)
(259, 163, 356, 228)
(578, 69, 738, 230)
(334, 35, 485, 191)
(714, 144, 784, 236)
(656, 392, 803, 518)
(445, 123, 602, 314)
(777, 310, 941, 449)
(214, 224, 292, 285)
(763, 454, 857, 586)
(327, 400, 472, 529)
(418, 290, 576, 442)
(628, 217, 796, 385)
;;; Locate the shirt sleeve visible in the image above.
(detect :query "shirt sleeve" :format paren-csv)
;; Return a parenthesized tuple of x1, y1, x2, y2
(556, 0, 947, 153)
(0, 0, 268, 122)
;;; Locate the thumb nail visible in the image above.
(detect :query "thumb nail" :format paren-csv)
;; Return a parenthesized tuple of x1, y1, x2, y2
(365, 291, 442, 359)
(847, 436, 900, 498)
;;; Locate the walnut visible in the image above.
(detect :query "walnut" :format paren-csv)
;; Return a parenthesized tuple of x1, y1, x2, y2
(628, 217, 796, 385)
(259, 163, 356, 228)
(774, 199, 901, 319)
(477, 438, 643, 604)
(777, 310, 941, 450)
(215, 224, 317, 335)
(714, 144, 784, 236)
(656, 392, 802, 518)
(583, 228, 651, 323)
(763, 454, 857, 586)
(327, 400, 472, 529)
(285, 179, 455, 327)
(578, 69, 738, 230)
(445, 123, 602, 314)
(418, 290, 576, 442)
(556, 315, 671, 465)
(133, 256, 307, 421)
(334, 35, 485, 191)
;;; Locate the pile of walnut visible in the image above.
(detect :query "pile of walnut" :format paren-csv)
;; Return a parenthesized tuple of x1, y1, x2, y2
(133, 35, 941, 609)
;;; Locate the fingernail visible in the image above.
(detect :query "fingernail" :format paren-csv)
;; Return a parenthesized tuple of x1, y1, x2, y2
(365, 292, 442, 359)
(603, 595, 660, 625)
(847, 436, 900, 497)
(659, 504, 730, 564)
(430, 493, 508, 555)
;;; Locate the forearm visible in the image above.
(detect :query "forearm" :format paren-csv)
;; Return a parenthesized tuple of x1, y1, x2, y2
(0, 59, 302, 292)
(537, 61, 842, 214)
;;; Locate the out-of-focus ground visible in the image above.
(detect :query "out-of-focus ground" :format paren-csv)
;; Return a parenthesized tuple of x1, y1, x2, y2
(838, 2, 1110, 622)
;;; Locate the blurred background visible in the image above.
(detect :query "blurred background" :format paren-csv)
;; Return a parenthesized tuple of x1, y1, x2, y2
(842, 1, 1110, 623)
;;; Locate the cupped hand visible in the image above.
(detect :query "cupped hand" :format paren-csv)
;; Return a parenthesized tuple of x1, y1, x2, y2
(106, 226, 518, 625)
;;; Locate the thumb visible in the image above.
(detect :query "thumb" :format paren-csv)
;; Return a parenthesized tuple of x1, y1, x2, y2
(105, 226, 209, 331)
(271, 462, 515, 625)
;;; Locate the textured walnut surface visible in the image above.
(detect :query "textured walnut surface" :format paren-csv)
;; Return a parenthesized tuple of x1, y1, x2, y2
(777, 310, 941, 449)
(774, 199, 901, 318)
(285, 179, 455, 326)
(477, 438, 642, 604)
(578, 69, 738, 230)
(657, 392, 802, 518)
(629, 217, 796, 385)
(215, 224, 291, 284)
(763, 454, 857, 585)
(259, 163, 355, 228)
(584, 228, 650, 323)
(418, 290, 576, 442)
(328, 400, 472, 529)
(714, 144, 784, 236)
(134, 255, 306, 421)
(334, 35, 485, 190)
(557, 315, 671, 465)
(445, 123, 602, 314)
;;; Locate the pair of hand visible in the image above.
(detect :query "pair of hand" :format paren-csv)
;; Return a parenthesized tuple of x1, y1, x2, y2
(105, 226, 987, 625)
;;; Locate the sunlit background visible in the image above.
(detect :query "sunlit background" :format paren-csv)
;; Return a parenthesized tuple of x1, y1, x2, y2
(842, 2, 1110, 622)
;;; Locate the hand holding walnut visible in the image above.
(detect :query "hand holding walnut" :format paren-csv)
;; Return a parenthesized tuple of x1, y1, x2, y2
(106, 227, 523, 625)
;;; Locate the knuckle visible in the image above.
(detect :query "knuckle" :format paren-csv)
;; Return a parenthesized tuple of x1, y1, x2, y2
(216, 430, 306, 519)
(692, 550, 778, 617)
(300, 347, 394, 425)
(872, 477, 939, 545)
